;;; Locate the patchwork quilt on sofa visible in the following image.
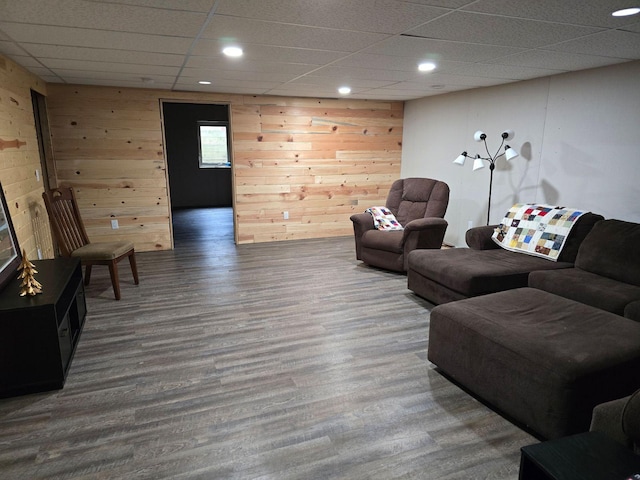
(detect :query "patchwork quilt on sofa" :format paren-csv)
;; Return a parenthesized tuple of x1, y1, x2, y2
(492, 203, 586, 261)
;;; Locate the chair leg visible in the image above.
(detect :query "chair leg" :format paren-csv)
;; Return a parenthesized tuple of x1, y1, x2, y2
(84, 264, 92, 286)
(108, 260, 121, 300)
(128, 251, 139, 285)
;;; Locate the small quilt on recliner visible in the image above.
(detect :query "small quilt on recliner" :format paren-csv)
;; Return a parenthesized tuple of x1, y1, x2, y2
(492, 203, 586, 261)
(365, 206, 404, 231)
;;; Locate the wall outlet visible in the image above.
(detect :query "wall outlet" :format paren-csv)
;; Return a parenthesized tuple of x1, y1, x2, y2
(283, 211, 289, 220)
(111, 219, 119, 229)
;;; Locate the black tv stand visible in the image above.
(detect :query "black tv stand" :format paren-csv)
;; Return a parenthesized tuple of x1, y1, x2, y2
(0, 258, 87, 398)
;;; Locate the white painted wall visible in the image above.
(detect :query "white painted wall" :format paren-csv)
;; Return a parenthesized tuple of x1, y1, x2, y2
(401, 60, 640, 246)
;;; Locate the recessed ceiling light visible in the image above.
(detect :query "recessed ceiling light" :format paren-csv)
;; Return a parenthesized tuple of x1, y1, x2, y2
(612, 7, 640, 16)
(198, 81, 211, 85)
(418, 62, 437, 72)
(338, 86, 351, 95)
(222, 46, 243, 57)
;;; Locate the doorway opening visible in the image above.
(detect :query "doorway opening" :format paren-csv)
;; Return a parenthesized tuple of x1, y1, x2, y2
(161, 102, 235, 247)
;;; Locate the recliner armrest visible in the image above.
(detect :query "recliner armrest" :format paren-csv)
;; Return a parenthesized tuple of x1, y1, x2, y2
(350, 212, 375, 231)
(403, 217, 447, 233)
(465, 225, 500, 250)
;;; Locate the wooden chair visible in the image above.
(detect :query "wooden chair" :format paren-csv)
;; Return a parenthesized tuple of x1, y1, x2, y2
(42, 187, 139, 300)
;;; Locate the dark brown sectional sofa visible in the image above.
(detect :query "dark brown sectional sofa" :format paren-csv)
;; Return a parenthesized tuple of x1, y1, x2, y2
(418, 217, 640, 440)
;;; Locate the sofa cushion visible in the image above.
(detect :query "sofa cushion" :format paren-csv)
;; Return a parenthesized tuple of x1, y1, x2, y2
(529, 268, 640, 316)
(575, 219, 640, 286)
(408, 248, 573, 297)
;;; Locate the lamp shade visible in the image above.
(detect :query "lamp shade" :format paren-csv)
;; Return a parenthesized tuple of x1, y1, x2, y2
(472, 156, 485, 171)
(453, 153, 467, 165)
(473, 130, 486, 142)
(505, 145, 519, 161)
(501, 129, 515, 141)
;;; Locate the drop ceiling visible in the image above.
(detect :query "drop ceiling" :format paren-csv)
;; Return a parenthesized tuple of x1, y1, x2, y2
(1, 0, 639, 100)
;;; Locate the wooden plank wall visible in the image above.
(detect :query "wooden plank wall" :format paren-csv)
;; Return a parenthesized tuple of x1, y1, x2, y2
(0, 54, 53, 261)
(46, 84, 403, 249)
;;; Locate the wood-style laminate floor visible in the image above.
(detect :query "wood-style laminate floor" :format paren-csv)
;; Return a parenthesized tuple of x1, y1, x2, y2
(0, 208, 535, 479)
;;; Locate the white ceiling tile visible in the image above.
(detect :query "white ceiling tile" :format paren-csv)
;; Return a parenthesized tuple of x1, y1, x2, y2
(52, 69, 176, 83)
(362, 36, 524, 62)
(1, 54, 42, 67)
(547, 30, 640, 60)
(190, 41, 348, 65)
(180, 68, 300, 83)
(0, 24, 193, 54)
(0, 41, 27, 56)
(52, 77, 174, 89)
(183, 61, 316, 75)
(217, 0, 450, 34)
(485, 50, 630, 71)
(200, 16, 389, 51)
(405, 11, 604, 48)
(288, 75, 394, 89)
(23, 66, 58, 77)
(400, 0, 474, 7)
(462, 0, 640, 28)
(305, 65, 417, 82)
(332, 53, 425, 72)
(40, 58, 180, 76)
(442, 62, 564, 80)
(398, 74, 510, 88)
(1, 0, 207, 36)
(22, 44, 185, 66)
(89, 0, 219, 12)
(175, 78, 281, 90)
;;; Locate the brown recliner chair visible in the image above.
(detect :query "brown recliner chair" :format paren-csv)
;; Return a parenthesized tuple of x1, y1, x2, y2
(350, 178, 449, 272)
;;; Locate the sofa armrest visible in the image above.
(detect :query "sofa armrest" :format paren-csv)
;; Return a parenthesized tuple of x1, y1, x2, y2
(624, 300, 640, 322)
(622, 389, 640, 454)
(590, 389, 640, 453)
(465, 225, 500, 250)
(590, 396, 633, 448)
(402, 218, 448, 270)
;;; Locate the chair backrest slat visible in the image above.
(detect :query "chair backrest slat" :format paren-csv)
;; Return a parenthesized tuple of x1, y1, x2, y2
(43, 188, 90, 257)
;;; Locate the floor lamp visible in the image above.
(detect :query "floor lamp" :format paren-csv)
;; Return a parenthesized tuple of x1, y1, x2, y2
(453, 130, 519, 225)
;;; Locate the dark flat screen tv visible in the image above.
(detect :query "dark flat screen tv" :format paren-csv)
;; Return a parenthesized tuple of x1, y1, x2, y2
(0, 182, 22, 293)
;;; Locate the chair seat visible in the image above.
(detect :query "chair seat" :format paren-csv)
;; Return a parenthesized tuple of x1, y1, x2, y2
(72, 241, 134, 261)
(361, 230, 404, 253)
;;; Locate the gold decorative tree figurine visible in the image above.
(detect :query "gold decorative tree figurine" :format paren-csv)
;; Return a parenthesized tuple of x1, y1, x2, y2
(17, 249, 42, 296)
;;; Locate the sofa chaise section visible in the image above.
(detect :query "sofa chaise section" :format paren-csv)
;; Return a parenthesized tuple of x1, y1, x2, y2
(407, 212, 603, 305)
